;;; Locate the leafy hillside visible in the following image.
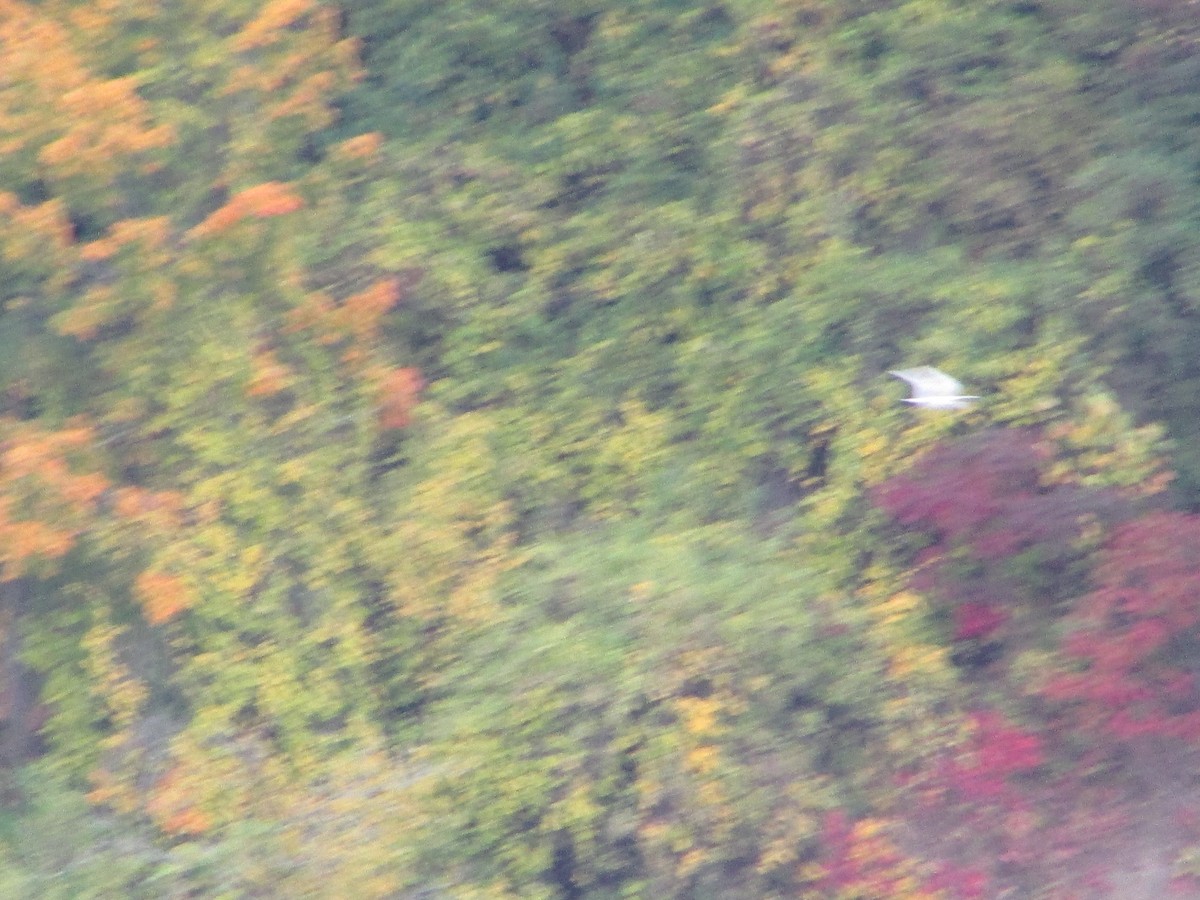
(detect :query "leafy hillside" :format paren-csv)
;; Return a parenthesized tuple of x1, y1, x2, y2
(2, 0, 1200, 896)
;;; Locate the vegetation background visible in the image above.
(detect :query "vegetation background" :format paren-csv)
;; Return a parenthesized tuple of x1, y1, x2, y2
(2, 0, 1200, 896)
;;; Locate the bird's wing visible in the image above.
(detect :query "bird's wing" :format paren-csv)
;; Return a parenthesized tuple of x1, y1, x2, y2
(889, 366, 965, 398)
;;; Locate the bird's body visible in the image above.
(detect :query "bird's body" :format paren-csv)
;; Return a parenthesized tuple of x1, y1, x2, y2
(889, 366, 979, 409)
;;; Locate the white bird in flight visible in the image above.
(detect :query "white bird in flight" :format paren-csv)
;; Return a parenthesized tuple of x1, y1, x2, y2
(889, 366, 979, 409)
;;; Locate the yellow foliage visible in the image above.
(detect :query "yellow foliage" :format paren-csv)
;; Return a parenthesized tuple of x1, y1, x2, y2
(676, 695, 723, 736)
(888, 643, 948, 679)
(686, 744, 720, 774)
(80, 615, 151, 817)
(384, 412, 519, 626)
(858, 432, 890, 459)
(143, 731, 432, 895)
(81, 618, 147, 735)
(578, 400, 673, 518)
(871, 590, 924, 628)
(706, 85, 747, 116)
(628, 580, 656, 603)
(1041, 390, 1171, 494)
(677, 848, 706, 878)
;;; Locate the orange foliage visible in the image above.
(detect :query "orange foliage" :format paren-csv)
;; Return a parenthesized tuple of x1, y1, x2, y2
(284, 290, 337, 338)
(134, 570, 194, 625)
(110, 486, 185, 529)
(146, 765, 212, 836)
(187, 181, 306, 239)
(342, 278, 402, 339)
(377, 367, 425, 430)
(267, 71, 338, 126)
(332, 33, 362, 79)
(85, 767, 123, 810)
(79, 239, 116, 262)
(0, 515, 74, 575)
(80, 216, 171, 262)
(0, 5, 90, 149)
(0, 196, 74, 267)
(231, 181, 306, 218)
(65, 4, 113, 35)
(38, 77, 176, 175)
(0, 422, 108, 579)
(233, 0, 317, 51)
(246, 349, 294, 397)
(0, 427, 94, 580)
(334, 131, 384, 162)
(0, 3, 174, 186)
(88, 762, 150, 819)
(52, 423, 95, 448)
(52, 285, 114, 341)
(221, 0, 360, 143)
(285, 277, 411, 357)
(60, 471, 108, 506)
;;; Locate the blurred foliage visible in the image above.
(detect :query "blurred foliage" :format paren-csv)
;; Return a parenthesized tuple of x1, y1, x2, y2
(2, 0, 1200, 896)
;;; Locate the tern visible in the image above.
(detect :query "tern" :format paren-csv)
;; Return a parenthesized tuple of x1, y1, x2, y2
(889, 366, 979, 410)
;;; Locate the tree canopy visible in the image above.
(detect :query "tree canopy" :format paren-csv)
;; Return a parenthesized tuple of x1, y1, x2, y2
(3, 0, 1200, 896)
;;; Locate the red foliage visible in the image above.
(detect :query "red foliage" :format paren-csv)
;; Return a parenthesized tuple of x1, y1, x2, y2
(1043, 511, 1200, 743)
(874, 428, 1140, 657)
(873, 429, 1046, 550)
(895, 708, 1147, 896)
(937, 710, 1044, 803)
(953, 601, 1008, 641)
(873, 429, 1131, 567)
(925, 862, 989, 899)
(875, 432, 1200, 894)
(971, 710, 1044, 778)
(816, 811, 942, 897)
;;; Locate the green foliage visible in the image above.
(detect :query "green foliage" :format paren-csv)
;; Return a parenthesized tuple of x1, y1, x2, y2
(0, 763, 163, 899)
(415, 521, 875, 894)
(4, 0, 1200, 896)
